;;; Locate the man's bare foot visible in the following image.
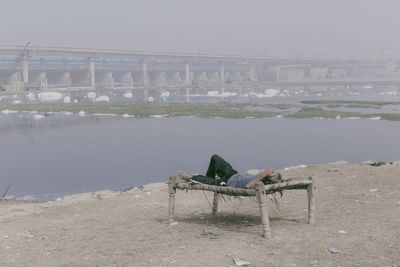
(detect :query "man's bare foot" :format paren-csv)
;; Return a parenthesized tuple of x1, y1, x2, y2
(178, 170, 192, 181)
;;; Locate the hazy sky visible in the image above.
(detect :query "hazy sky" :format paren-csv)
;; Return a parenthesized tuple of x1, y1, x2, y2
(1, 0, 399, 59)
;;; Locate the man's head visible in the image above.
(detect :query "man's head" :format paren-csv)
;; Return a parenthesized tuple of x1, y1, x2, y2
(263, 172, 282, 184)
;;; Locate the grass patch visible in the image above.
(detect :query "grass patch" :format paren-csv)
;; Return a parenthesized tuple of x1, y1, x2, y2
(286, 107, 363, 119)
(0, 102, 279, 119)
(301, 100, 400, 107)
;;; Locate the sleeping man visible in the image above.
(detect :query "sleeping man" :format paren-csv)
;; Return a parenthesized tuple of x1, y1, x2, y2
(178, 154, 282, 189)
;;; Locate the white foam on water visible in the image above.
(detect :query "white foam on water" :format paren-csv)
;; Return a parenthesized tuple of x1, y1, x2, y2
(1, 109, 18, 115)
(95, 95, 110, 103)
(63, 96, 71, 103)
(38, 92, 63, 102)
(160, 91, 170, 97)
(122, 114, 134, 118)
(123, 92, 133, 98)
(33, 114, 44, 120)
(26, 93, 36, 101)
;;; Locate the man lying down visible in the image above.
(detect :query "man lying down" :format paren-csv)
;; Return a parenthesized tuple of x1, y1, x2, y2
(178, 154, 283, 189)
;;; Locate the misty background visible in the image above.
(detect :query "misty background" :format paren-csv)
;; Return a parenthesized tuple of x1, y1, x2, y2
(1, 0, 399, 59)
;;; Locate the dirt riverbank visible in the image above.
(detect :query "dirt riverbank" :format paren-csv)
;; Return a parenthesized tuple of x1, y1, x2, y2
(0, 162, 399, 266)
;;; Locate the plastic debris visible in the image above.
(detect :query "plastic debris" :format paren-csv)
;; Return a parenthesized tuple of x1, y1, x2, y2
(328, 247, 339, 254)
(233, 258, 251, 266)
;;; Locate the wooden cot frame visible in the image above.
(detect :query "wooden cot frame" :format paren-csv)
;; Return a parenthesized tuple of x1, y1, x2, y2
(168, 176, 315, 238)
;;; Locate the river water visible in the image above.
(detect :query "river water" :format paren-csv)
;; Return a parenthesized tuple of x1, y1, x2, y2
(0, 113, 399, 199)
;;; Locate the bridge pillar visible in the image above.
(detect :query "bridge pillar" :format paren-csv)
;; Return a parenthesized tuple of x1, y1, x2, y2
(88, 57, 95, 89)
(220, 63, 225, 98)
(276, 66, 281, 81)
(185, 62, 190, 102)
(60, 72, 72, 87)
(142, 60, 149, 102)
(101, 72, 115, 89)
(249, 64, 256, 82)
(6, 72, 23, 92)
(185, 62, 190, 85)
(22, 55, 29, 83)
(36, 72, 48, 89)
(121, 72, 133, 87)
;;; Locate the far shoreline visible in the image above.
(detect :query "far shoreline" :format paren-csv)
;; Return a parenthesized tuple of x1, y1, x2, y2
(1, 100, 400, 121)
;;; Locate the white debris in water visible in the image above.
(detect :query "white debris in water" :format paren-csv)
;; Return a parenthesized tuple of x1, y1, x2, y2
(275, 115, 283, 118)
(74, 99, 78, 103)
(362, 85, 373, 89)
(63, 96, 71, 103)
(38, 92, 63, 102)
(348, 117, 361, 120)
(87, 92, 96, 100)
(254, 89, 281, 98)
(150, 114, 168, 118)
(147, 96, 155, 102)
(95, 95, 110, 103)
(63, 111, 73, 115)
(207, 91, 237, 97)
(13, 100, 22, 104)
(1, 109, 18, 115)
(122, 113, 134, 118)
(160, 91, 170, 97)
(123, 92, 133, 98)
(26, 92, 37, 101)
(78, 111, 86, 117)
(369, 117, 381, 120)
(335, 116, 341, 119)
(33, 114, 44, 120)
(92, 113, 117, 116)
(379, 91, 397, 96)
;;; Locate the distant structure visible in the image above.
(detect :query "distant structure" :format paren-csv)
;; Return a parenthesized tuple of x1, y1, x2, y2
(0, 44, 399, 100)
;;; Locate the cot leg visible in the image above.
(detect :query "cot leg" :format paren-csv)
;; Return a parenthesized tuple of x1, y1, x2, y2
(168, 176, 176, 224)
(212, 192, 219, 215)
(256, 182, 272, 239)
(307, 176, 315, 225)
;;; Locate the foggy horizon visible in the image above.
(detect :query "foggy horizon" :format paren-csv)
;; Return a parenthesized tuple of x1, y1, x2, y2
(1, 0, 400, 60)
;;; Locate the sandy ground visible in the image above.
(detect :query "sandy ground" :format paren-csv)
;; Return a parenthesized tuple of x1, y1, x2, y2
(0, 162, 399, 267)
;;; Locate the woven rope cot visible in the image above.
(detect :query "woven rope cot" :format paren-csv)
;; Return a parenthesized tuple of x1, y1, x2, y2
(168, 176, 315, 238)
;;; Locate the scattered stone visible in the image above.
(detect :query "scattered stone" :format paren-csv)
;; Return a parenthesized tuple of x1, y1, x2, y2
(200, 229, 223, 239)
(310, 260, 318, 265)
(361, 160, 387, 167)
(170, 222, 178, 226)
(233, 258, 250, 266)
(338, 230, 347, 234)
(328, 169, 339, 173)
(328, 247, 339, 254)
(369, 189, 378, 192)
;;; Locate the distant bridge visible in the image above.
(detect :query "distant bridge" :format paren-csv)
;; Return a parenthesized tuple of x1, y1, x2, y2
(0, 44, 399, 100)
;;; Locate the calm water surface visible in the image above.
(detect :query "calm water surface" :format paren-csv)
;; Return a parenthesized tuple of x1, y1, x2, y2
(0, 114, 399, 199)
